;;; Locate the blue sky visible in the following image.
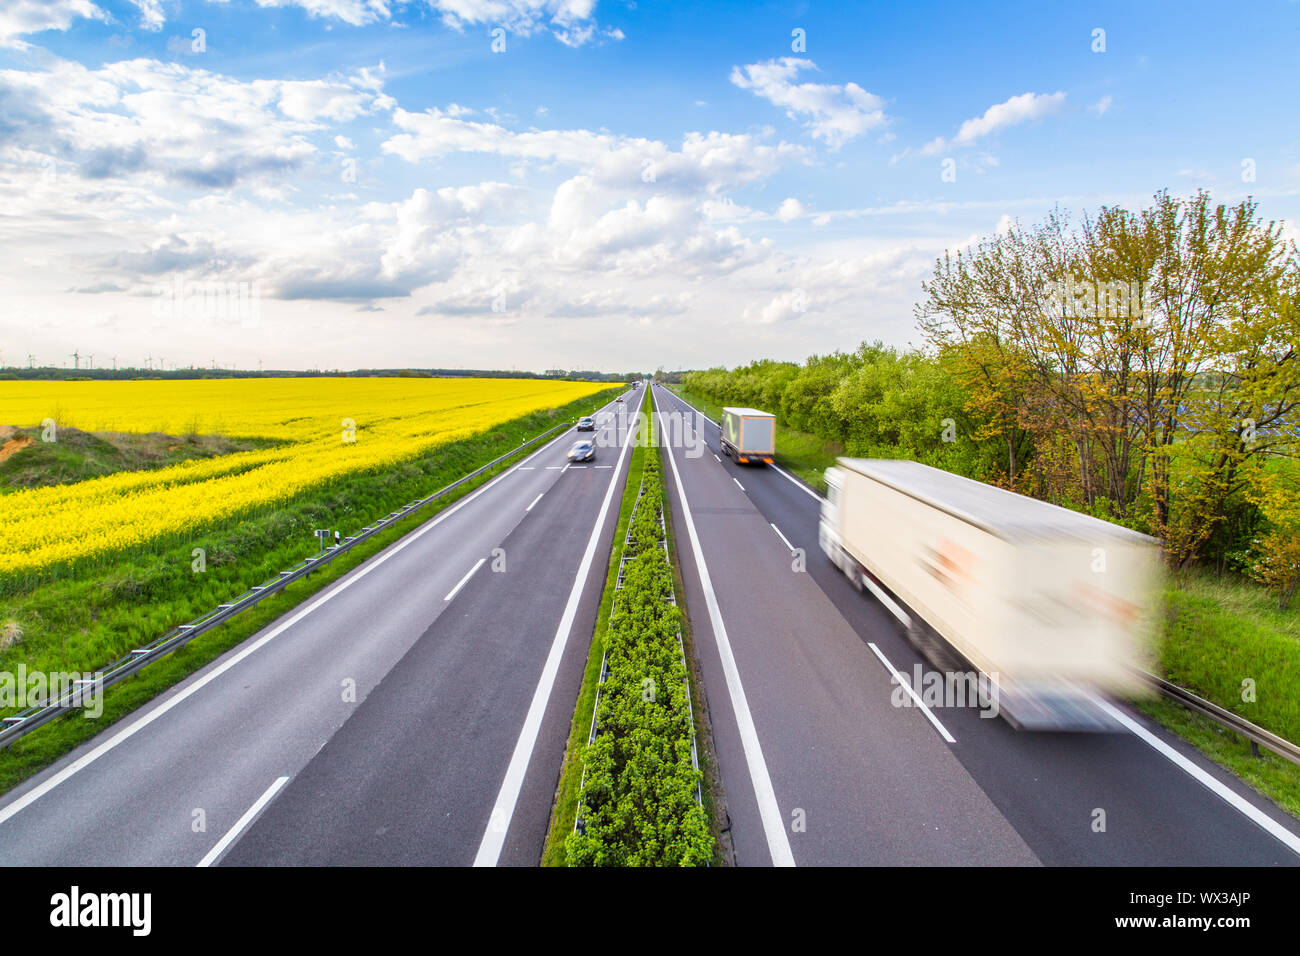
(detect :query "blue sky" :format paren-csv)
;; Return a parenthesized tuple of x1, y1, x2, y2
(1, 0, 1296, 372)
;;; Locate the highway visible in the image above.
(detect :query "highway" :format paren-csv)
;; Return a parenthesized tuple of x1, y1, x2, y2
(0, 383, 645, 866)
(652, 384, 1300, 866)
(3, 375, 1296, 868)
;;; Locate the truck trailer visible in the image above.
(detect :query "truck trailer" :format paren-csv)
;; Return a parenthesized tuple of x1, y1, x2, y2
(819, 458, 1160, 730)
(720, 407, 775, 465)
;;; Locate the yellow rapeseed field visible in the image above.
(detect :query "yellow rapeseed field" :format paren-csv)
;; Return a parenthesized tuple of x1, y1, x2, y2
(0, 377, 613, 576)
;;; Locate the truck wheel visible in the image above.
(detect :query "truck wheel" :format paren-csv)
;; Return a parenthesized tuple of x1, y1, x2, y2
(907, 618, 959, 672)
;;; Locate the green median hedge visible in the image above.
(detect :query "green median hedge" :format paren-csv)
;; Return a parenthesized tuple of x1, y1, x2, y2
(565, 452, 713, 866)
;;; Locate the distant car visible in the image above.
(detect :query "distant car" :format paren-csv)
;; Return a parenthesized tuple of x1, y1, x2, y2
(568, 440, 595, 462)
(577, 416, 596, 431)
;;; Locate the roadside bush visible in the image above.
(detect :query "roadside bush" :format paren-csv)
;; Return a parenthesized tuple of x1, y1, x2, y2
(566, 453, 713, 866)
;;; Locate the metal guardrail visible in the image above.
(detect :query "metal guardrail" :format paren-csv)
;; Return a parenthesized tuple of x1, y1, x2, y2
(0, 417, 580, 748)
(1136, 669, 1300, 767)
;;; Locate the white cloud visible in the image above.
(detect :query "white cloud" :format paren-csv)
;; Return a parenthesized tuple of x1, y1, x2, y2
(1088, 94, 1112, 117)
(0, 25, 978, 373)
(729, 58, 886, 149)
(376, 183, 520, 280)
(420, 0, 614, 46)
(382, 107, 806, 195)
(0, 56, 392, 189)
(251, 1, 393, 28)
(0, 0, 106, 48)
(921, 91, 1066, 155)
(129, 0, 164, 31)
(278, 78, 380, 122)
(243, 0, 617, 45)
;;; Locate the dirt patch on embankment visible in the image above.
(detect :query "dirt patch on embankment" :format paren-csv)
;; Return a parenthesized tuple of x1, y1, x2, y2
(0, 433, 33, 464)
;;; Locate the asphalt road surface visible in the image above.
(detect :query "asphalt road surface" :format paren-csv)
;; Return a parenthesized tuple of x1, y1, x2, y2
(652, 383, 1300, 867)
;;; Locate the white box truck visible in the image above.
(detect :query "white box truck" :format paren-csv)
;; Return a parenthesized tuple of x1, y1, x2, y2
(819, 458, 1161, 730)
(721, 407, 776, 465)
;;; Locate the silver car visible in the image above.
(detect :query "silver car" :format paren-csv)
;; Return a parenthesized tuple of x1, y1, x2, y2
(567, 440, 595, 462)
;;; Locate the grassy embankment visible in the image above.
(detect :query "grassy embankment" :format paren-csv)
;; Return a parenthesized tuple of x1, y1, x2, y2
(0, 385, 621, 794)
(669, 384, 1300, 819)
(0, 426, 283, 491)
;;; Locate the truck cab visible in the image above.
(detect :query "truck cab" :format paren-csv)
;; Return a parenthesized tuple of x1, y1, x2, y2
(819, 466, 845, 566)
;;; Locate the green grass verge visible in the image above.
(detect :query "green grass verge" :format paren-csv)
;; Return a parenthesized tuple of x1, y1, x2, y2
(542, 392, 649, 866)
(1142, 568, 1300, 818)
(1158, 569, 1300, 741)
(0, 386, 621, 795)
(668, 385, 839, 493)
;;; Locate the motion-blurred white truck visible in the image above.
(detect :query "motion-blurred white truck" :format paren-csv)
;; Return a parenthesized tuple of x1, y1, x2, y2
(721, 407, 775, 465)
(819, 458, 1160, 730)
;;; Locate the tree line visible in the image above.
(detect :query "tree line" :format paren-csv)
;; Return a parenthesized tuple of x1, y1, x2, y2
(686, 191, 1300, 608)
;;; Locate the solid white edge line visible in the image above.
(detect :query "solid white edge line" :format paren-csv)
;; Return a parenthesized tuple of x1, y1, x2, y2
(733, 477, 745, 492)
(526, 492, 544, 512)
(771, 463, 823, 502)
(472, 405, 636, 867)
(656, 398, 796, 867)
(444, 557, 487, 602)
(1093, 699, 1300, 857)
(865, 642, 956, 744)
(713, 454, 720, 463)
(665, 390, 718, 428)
(770, 523, 795, 552)
(0, 406, 589, 827)
(196, 775, 289, 867)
